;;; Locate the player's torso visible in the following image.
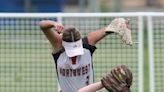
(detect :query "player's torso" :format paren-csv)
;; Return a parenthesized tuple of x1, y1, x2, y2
(57, 49, 94, 92)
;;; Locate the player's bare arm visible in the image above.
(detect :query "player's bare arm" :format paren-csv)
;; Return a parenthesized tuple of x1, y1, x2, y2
(39, 20, 64, 53)
(88, 18, 133, 46)
(77, 82, 103, 92)
(87, 28, 108, 46)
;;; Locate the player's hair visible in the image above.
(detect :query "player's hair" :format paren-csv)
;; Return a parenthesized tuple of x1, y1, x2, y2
(62, 27, 81, 42)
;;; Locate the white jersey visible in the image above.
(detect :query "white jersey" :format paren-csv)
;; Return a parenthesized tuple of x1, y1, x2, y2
(52, 37, 96, 92)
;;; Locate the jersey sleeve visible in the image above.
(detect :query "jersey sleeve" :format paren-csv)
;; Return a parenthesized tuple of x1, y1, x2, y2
(82, 37, 97, 55)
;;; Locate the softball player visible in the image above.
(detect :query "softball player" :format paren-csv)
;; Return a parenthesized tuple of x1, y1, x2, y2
(39, 18, 132, 92)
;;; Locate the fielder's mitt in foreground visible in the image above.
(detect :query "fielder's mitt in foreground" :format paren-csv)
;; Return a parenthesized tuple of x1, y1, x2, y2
(101, 65, 133, 92)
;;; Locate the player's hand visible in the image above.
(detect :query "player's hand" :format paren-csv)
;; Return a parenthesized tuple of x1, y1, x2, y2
(53, 22, 64, 34)
(39, 20, 64, 34)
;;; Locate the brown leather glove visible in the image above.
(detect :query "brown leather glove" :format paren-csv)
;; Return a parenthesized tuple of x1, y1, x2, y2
(101, 65, 133, 92)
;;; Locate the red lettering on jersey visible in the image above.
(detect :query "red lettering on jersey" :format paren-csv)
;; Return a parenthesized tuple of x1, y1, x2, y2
(59, 64, 91, 77)
(66, 69, 69, 77)
(63, 69, 65, 76)
(85, 65, 88, 74)
(82, 67, 85, 75)
(73, 70, 76, 76)
(70, 69, 72, 77)
(71, 56, 77, 64)
(77, 68, 81, 76)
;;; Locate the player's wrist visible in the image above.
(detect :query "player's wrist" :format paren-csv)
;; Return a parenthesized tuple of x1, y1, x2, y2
(104, 27, 114, 35)
(40, 25, 54, 30)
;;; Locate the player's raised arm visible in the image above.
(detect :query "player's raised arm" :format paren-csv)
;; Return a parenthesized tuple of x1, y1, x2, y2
(87, 28, 108, 46)
(39, 20, 64, 53)
(87, 18, 133, 46)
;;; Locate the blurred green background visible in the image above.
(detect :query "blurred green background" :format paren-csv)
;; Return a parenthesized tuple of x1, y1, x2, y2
(0, 16, 141, 92)
(0, 0, 164, 92)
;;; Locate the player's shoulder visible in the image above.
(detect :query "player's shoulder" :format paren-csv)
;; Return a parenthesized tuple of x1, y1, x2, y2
(82, 37, 88, 44)
(82, 37, 97, 54)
